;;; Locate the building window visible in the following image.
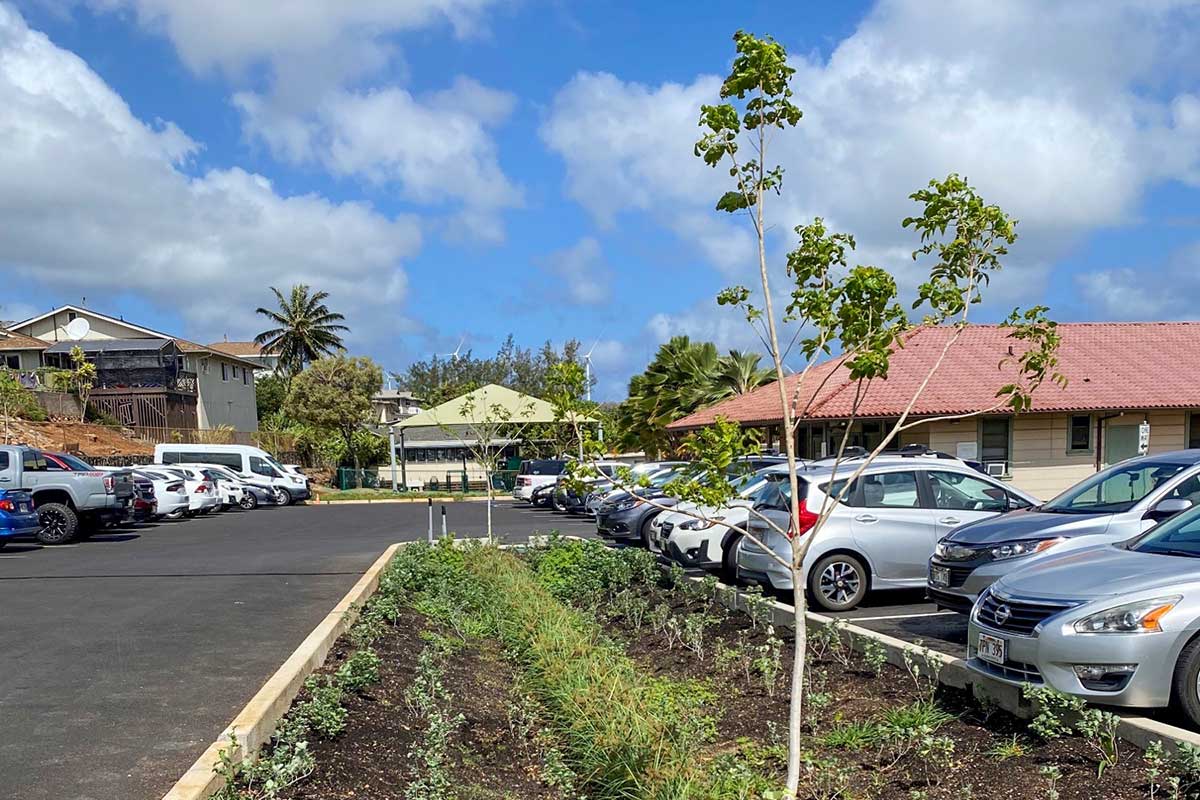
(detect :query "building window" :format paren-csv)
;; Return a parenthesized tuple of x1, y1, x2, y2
(1190, 413, 1200, 449)
(232, 366, 239, 379)
(980, 417, 1011, 474)
(3, 354, 18, 369)
(201, 360, 208, 375)
(220, 363, 229, 381)
(67, 311, 77, 322)
(242, 369, 249, 385)
(1069, 415, 1092, 452)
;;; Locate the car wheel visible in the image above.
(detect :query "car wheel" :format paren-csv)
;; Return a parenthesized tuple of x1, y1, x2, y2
(37, 503, 79, 545)
(1172, 636, 1200, 728)
(640, 513, 659, 549)
(721, 532, 743, 583)
(275, 488, 292, 506)
(166, 510, 185, 520)
(808, 553, 868, 612)
(239, 493, 258, 510)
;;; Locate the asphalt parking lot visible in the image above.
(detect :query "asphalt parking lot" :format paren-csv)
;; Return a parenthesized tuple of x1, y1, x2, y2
(818, 591, 968, 657)
(0, 500, 595, 800)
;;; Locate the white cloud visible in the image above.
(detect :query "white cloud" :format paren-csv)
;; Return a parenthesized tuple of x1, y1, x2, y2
(0, 4, 420, 339)
(538, 237, 611, 305)
(1077, 244, 1200, 320)
(234, 77, 521, 243)
(542, 0, 1200, 338)
(81, 0, 521, 242)
(82, 0, 501, 79)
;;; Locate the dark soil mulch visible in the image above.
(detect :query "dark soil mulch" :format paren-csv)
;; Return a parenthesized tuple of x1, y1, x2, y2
(600, 584, 1151, 800)
(279, 608, 559, 799)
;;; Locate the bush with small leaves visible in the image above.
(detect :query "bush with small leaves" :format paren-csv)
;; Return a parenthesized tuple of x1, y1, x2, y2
(335, 647, 381, 694)
(1022, 684, 1085, 740)
(860, 636, 888, 676)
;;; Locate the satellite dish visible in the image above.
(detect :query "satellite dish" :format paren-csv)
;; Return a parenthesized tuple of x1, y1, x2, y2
(64, 318, 91, 340)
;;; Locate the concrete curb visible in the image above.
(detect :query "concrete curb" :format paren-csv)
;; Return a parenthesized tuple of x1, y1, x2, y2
(160, 542, 404, 800)
(706, 578, 1200, 753)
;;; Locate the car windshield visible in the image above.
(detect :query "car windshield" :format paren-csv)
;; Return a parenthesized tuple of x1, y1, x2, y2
(1130, 506, 1200, 557)
(1043, 460, 1190, 514)
(520, 460, 566, 476)
(56, 453, 94, 470)
(729, 472, 766, 495)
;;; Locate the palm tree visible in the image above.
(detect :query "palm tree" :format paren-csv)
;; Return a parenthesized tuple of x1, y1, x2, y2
(713, 350, 773, 399)
(254, 285, 349, 376)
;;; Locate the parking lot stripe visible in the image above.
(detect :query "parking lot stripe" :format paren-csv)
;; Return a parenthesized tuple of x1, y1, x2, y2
(846, 610, 958, 622)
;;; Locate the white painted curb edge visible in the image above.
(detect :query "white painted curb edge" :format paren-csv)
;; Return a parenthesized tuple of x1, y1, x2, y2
(160, 542, 404, 800)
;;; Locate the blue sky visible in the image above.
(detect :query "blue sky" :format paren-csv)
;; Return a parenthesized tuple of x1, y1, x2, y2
(2, 0, 1199, 399)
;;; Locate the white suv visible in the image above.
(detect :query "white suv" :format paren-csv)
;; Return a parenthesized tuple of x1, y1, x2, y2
(651, 467, 787, 573)
(736, 453, 1039, 611)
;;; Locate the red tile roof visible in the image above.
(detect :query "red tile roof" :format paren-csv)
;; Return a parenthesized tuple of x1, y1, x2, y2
(667, 322, 1200, 430)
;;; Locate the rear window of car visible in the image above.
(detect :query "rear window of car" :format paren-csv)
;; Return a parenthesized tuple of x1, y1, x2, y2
(519, 460, 566, 476)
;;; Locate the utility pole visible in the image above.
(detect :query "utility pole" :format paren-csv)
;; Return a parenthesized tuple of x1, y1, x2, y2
(388, 427, 398, 491)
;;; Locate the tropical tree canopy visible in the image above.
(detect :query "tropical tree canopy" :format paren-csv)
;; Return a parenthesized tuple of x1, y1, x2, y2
(254, 284, 349, 375)
(614, 336, 772, 456)
(396, 334, 585, 406)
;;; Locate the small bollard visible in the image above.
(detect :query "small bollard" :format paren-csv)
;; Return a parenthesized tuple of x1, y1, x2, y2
(427, 498, 433, 543)
(441, 504, 448, 538)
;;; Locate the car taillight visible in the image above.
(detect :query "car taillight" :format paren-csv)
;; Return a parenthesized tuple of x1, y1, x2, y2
(167, 483, 183, 492)
(0, 499, 13, 512)
(787, 499, 819, 539)
(103, 476, 115, 493)
(195, 482, 209, 493)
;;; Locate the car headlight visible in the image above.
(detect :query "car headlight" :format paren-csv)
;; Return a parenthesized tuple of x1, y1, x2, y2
(680, 516, 723, 531)
(1074, 596, 1181, 634)
(614, 498, 640, 512)
(989, 537, 1064, 561)
(935, 541, 979, 561)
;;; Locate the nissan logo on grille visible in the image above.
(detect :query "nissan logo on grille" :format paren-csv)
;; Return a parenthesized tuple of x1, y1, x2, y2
(993, 604, 1012, 626)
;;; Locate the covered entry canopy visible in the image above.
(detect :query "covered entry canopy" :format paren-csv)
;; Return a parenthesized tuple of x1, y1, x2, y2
(392, 383, 595, 429)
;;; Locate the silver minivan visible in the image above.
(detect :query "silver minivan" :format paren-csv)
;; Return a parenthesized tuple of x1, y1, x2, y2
(929, 451, 1200, 612)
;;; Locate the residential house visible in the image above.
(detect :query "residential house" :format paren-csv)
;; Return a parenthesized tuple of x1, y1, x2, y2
(667, 322, 1200, 499)
(208, 339, 281, 376)
(10, 305, 259, 431)
(372, 388, 422, 426)
(0, 328, 48, 370)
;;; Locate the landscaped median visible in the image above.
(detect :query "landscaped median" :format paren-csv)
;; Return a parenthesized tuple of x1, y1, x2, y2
(176, 537, 1200, 800)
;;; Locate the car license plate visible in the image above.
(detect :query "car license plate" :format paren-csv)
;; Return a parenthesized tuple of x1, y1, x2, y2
(930, 565, 950, 587)
(977, 632, 1006, 665)
(17, 502, 28, 513)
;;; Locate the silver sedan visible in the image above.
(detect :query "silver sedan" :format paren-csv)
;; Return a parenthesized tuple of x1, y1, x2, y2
(967, 505, 1200, 726)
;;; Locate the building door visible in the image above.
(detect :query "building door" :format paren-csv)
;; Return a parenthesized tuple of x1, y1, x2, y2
(1104, 424, 1140, 466)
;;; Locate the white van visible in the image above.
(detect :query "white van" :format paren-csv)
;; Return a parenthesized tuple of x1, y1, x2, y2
(153, 444, 310, 505)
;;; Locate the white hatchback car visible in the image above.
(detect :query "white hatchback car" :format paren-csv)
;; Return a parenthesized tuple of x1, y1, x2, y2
(737, 453, 1039, 611)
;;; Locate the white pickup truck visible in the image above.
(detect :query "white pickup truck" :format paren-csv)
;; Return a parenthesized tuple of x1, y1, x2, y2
(0, 447, 134, 544)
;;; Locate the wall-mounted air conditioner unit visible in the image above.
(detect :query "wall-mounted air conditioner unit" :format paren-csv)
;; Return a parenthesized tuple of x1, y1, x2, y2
(985, 462, 1007, 478)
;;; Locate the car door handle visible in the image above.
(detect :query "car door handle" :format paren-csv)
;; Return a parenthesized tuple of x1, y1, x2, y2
(854, 514, 878, 523)
(938, 516, 961, 525)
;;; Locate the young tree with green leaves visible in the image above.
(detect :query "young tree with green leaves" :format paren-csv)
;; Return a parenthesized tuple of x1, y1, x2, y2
(430, 386, 539, 539)
(555, 31, 1064, 800)
(0, 370, 43, 441)
(284, 356, 383, 476)
(50, 346, 97, 424)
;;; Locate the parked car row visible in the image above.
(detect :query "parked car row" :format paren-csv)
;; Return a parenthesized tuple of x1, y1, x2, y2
(0, 443, 311, 548)
(518, 445, 1200, 728)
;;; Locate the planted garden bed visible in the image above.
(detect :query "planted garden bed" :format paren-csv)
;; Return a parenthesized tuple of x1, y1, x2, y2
(214, 537, 1200, 800)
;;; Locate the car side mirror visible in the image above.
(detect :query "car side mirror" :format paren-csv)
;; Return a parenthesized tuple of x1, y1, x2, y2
(1150, 498, 1193, 518)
